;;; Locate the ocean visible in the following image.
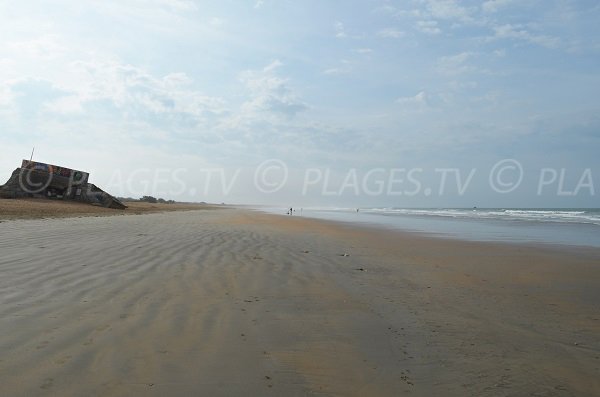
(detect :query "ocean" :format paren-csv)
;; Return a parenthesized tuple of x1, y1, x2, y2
(257, 207, 600, 248)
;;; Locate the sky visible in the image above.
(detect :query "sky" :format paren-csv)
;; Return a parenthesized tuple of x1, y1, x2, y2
(1, 0, 599, 207)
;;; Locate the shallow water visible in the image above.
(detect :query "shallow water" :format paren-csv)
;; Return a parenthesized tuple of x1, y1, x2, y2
(258, 207, 600, 248)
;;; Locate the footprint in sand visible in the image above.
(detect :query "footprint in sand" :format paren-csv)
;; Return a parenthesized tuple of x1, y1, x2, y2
(95, 324, 111, 332)
(55, 356, 71, 365)
(40, 378, 54, 390)
(400, 374, 414, 386)
(36, 341, 49, 349)
(264, 375, 274, 388)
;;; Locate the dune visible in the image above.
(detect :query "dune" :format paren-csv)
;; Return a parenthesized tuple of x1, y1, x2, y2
(0, 198, 217, 221)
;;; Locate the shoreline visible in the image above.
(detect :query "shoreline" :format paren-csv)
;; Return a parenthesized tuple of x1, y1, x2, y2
(1, 208, 599, 395)
(5, 200, 599, 255)
(250, 208, 600, 255)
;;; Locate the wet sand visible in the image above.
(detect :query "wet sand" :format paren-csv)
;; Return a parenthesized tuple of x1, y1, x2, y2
(0, 208, 598, 396)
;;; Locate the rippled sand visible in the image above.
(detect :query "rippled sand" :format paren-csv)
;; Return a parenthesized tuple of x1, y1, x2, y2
(1, 209, 599, 396)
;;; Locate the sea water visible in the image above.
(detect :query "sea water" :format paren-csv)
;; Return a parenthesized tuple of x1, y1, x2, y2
(258, 207, 600, 248)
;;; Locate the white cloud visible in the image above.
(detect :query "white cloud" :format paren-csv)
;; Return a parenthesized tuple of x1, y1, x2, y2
(323, 68, 346, 75)
(492, 24, 561, 48)
(353, 48, 373, 54)
(377, 28, 405, 39)
(396, 91, 428, 106)
(334, 21, 346, 38)
(33, 59, 228, 127)
(254, 1, 264, 9)
(237, 61, 307, 120)
(373, 4, 398, 15)
(6, 35, 67, 60)
(416, 20, 441, 35)
(437, 52, 475, 75)
(424, 0, 473, 23)
(263, 59, 283, 73)
(0, 84, 14, 107)
(482, 0, 515, 14)
(322, 59, 352, 75)
(44, 95, 84, 114)
(0, 50, 312, 151)
(132, 0, 197, 12)
(83, 0, 198, 34)
(393, 8, 424, 18)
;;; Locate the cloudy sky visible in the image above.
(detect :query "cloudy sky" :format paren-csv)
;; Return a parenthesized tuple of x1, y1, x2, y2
(1, 0, 599, 207)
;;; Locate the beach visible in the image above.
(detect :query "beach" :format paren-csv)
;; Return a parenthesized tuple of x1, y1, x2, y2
(0, 207, 598, 396)
(0, 199, 217, 221)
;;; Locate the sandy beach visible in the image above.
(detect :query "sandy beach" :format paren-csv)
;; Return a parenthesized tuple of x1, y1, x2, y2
(0, 198, 217, 221)
(0, 207, 598, 396)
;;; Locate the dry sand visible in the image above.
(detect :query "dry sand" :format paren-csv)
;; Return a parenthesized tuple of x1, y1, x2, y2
(0, 198, 218, 221)
(0, 208, 598, 396)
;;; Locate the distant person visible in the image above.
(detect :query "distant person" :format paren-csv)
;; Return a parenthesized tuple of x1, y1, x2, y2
(290, 207, 293, 215)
